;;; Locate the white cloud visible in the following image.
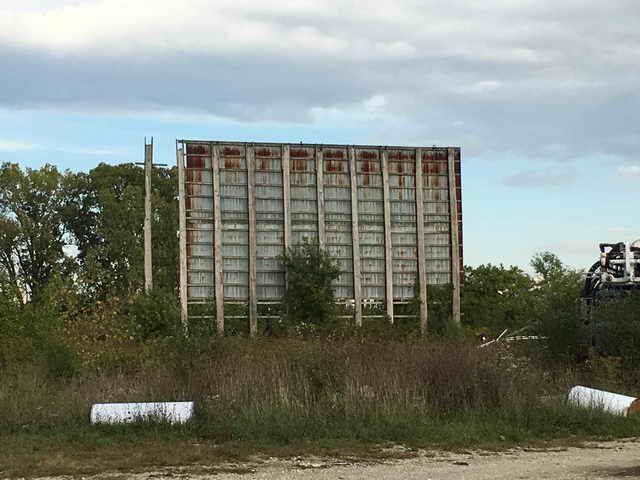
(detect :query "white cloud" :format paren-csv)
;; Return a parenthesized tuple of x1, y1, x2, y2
(0, 0, 638, 160)
(363, 95, 387, 113)
(617, 165, 640, 177)
(0, 0, 423, 58)
(0, 139, 36, 151)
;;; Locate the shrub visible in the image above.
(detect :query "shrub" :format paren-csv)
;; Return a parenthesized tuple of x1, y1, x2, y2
(60, 296, 138, 373)
(125, 288, 182, 340)
(279, 242, 340, 334)
(596, 293, 640, 366)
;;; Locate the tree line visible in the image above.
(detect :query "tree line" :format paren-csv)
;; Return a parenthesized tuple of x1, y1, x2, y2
(0, 162, 179, 305)
(0, 162, 588, 344)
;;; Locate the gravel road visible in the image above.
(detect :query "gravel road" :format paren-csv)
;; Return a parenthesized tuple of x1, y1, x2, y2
(36, 439, 640, 480)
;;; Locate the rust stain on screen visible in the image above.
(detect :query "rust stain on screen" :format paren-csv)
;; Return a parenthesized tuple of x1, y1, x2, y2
(224, 158, 241, 169)
(186, 230, 196, 246)
(255, 148, 272, 157)
(187, 156, 205, 168)
(388, 151, 412, 161)
(326, 161, 345, 172)
(324, 150, 344, 159)
(186, 170, 203, 183)
(187, 144, 208, 154)
(292, 158, 307, 171)
(359, 151, 377, 160)
(361, 159, 370, 185)
(223, 147, 241, 156)
(290, 148, 309, 158)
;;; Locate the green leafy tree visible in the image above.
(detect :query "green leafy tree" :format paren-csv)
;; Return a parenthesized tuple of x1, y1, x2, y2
(529, 251, 586, 360)
(0, 216, 22, 304)
(0, 163, 76, 303)
(65, 163, 179, 299)
(279, 242, 341, 331)
(461, 263, 535, 333)
(530, 251, 583, 305)
(531, 251, 567, 285)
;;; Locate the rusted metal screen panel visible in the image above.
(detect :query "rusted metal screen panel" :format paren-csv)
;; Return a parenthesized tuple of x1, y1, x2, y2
(421, 148, 453, 285)
(355, 148, 385, 300)
(253, 144, 286, 300)
(454, 148, 463, 285)
(179, 141, 462, 319)
(289, 146, 319, 248)
(184, 143, 215, 301)
(321, 147, 353, 300)
(388, 149, 418, 300)
(219, 145, 249, 300)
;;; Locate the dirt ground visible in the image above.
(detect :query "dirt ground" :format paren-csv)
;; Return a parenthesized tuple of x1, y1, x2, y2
(32, 438, 640, 480)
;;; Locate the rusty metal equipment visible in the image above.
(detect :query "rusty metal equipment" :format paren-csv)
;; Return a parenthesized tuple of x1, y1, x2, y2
(582, 239, 640, 306)
(580, 239, 640, 356)
(177, 141, 463, 335)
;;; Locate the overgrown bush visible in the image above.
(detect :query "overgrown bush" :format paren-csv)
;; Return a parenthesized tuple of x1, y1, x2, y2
(278, 242, 340, 334)
(536, 296, 588, 361)
(596, 293, 640, 367)
(125, 288, 182, 340)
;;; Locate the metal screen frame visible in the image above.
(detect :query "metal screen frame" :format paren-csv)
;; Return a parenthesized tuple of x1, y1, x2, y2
(178, 140, 462, 335)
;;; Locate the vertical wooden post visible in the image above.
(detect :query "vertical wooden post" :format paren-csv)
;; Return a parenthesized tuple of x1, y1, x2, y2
(177, 144, 188, 331)
(348, 146, 362, 327)
(381, 148, 394, 323)
(415, 148, 428, 334)
(212, 144, 225, 334)
(316, 146, 326, 249)
(281, 145, 292, 320)
(282, 145, 291, 251)
(144, 138, 153, 293)
(448, 148, 461, 324)
(247, 144, 258, 337)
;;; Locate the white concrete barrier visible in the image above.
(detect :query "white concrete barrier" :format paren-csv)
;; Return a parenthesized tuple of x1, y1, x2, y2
(568, 386, 639, 416)
(90, 401, 194, 424)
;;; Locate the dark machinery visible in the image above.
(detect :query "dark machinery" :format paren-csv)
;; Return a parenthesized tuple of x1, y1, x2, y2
(580, 240, 640, 356)
(581, 240, 640, 307)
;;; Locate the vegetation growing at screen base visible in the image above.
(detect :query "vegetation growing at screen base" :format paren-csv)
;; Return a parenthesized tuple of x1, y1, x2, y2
(2, 161, 640, 476)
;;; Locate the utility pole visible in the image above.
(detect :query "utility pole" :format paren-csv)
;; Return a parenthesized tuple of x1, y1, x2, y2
(136, 137, 167, 293)
(143, 138, 153, 292)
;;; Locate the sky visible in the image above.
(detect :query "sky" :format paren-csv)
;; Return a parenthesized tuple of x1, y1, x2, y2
(1, 0, 639, 272)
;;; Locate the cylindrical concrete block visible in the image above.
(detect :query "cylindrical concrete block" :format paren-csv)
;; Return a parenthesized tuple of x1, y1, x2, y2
(568, 386, 637, 416)
(90, 401, 194, 424)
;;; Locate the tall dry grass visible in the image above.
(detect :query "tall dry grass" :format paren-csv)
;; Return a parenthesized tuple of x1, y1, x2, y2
(4, 335, 640, 478)
(0, 337, 563, 436)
